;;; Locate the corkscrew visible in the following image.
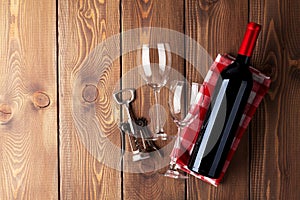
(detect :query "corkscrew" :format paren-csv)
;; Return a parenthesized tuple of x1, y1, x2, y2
(113, 88, 162, 162)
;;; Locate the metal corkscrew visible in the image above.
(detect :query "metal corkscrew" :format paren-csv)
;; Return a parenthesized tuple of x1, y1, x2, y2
(113, 88, 163, 161)
(113, 88, 150, 161)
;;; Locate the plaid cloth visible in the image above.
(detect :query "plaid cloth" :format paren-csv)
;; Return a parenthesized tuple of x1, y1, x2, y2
(170, 54, 271, 186)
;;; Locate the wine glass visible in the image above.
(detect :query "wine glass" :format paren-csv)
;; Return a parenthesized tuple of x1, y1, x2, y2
(164, 80, 203, 179)
(137, 43, 171, 140)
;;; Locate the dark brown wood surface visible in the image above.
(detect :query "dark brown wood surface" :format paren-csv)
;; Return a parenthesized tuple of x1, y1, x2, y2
(0, 0, 299, 199)
(250, 0, 300, 199)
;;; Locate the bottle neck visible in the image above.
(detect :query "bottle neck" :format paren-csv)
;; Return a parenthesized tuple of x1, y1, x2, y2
(238, 22, 261, 57)
(235, 54, 251, 66)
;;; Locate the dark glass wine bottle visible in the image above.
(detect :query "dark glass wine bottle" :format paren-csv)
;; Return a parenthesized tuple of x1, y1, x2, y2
(187, 22, 261, 178)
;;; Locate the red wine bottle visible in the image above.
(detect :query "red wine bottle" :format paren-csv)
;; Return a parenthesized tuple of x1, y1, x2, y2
(187, 22, 261, 178)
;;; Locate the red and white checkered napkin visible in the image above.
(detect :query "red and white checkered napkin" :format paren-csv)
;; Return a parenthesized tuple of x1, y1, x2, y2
(170, 54, 271, 186)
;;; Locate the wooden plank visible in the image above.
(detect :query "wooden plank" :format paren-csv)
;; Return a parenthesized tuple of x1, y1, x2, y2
(58, 0, 121, 199)
(250, 0, 300, 199)
(0, 0, 57, 199)
(185, 0, 250, 199)
(121, 0, 186, 199)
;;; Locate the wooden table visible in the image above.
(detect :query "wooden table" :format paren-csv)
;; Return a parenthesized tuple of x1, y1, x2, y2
(1, 0, 300, 199)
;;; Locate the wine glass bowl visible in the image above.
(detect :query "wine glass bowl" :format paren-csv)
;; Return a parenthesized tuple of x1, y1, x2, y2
(138, 44, 171, 88)
(168, 81, 200, 128)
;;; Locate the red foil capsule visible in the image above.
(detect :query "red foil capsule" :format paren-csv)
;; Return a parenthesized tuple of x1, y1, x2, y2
(238, 22, 261, 57)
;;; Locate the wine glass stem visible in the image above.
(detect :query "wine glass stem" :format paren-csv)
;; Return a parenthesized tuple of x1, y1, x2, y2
(153, 88, 163, 133)
(173, 127, 183, 159)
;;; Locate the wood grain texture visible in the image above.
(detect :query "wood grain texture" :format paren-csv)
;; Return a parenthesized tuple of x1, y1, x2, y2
(121, 0, 186, 199)
(250, 0, 300, 199)
(0, 0, 57, 199)
(59, 0, 121, 199)
(186, 0, 250, 199)
(0, 0, 299, 199)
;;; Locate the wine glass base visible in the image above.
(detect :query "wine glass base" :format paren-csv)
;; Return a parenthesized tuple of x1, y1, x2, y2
(132, 152, 151, 162)
(145, 132, 175, 141)
(163, 169, 188, 179)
